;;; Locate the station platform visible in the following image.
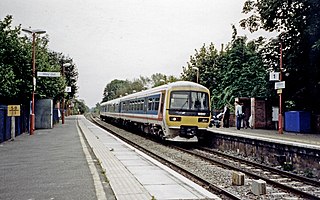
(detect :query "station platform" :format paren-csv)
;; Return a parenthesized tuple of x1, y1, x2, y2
(208, 126, 320, 150)
(0, 115, 219, 200)
(78, 115, 219, 200)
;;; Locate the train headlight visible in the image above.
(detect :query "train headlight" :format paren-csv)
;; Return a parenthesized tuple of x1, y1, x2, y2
(170, 117, 181, 121)
(198, 118, 209, 123)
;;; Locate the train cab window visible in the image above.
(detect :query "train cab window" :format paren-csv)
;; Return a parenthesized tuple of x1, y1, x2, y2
(190, 92, 209, 110)
(170, 91, 209, 110)
(170, 92, 189, 109)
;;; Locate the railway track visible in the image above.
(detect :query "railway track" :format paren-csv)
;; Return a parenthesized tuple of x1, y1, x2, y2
(88, 114, 240, 199)
(88, 114, 320, 199)
(175, 146, 320, 199)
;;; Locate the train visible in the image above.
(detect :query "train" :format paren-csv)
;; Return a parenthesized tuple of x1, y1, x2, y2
(99, 81, 211, 142)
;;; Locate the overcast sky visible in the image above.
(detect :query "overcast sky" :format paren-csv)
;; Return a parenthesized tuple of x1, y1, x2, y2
(0, 0, 272, 108)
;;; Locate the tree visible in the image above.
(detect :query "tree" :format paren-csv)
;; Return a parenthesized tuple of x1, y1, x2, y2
(181, 26, 268, 110)
(101, 73, 180, 103)
(241, 0, 320, 113)
(93, 102, 101, 114)
(47, 52, 79, 103)
(151, 73, 179, 87)
(72, 99, 89, 114)
(0, 15, 80, 109)
(102, 79, 129, 102)
(0, 15, 31, 104)
(212, 31, 267, 110)
(181, 43, 220, 92)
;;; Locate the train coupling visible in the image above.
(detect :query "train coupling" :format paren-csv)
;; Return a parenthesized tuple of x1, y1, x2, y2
(179, 126, 197, 138)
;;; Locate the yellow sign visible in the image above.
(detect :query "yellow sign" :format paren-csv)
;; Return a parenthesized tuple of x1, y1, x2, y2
(7, 105, 20, 116)
(277, 89, 282, 94)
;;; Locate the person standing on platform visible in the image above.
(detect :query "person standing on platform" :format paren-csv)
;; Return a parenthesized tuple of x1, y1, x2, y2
(222, 104, 230, 128)
(235, 101, 243, 130)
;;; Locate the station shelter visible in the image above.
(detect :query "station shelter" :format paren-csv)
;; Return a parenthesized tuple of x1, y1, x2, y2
(234, 97, 275, 129)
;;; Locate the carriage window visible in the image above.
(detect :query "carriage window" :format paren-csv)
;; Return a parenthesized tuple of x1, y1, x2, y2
(135, 101, 138, 110)
(133, 101, 136, 110)
(154, 97, 160, 111)
(148, 98, 153, 110)
(139, 100, 144, 110)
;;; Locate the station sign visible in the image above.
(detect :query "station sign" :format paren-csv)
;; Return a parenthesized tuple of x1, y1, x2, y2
(37, 72, 61, 77)
(7, 105, 20, 116)
(269, 72, 280, 81)
(275, 81, 285, 89)
(65, 86, 72, 93)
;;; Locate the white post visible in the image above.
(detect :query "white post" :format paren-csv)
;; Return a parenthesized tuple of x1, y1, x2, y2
(11, 116, 15, 141)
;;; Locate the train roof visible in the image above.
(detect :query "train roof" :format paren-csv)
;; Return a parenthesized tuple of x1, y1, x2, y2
(101, 81, 208, 105)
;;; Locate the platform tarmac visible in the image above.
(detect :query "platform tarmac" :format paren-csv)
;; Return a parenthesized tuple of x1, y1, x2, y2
(0, 116, 97, 200)
(0, 116, 220, 200)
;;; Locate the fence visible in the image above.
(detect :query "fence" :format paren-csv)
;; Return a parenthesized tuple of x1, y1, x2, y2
(0, 105, 29, 143)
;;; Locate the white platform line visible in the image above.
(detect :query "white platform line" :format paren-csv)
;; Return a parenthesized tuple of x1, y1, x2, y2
(77, 121, 107, 200)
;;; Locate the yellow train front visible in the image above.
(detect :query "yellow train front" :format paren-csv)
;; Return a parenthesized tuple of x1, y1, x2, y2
(162, 81, 211, 142)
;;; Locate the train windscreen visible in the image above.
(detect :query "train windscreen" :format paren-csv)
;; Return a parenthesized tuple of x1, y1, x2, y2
(169, 91, 209, 111)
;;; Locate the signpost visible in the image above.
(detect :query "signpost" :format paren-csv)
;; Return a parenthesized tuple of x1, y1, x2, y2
(37, 72, 61, 77)
(275, 81, 285, 89)
(7, 105, 20, 141)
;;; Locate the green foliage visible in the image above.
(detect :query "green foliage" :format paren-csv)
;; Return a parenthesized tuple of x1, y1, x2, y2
(102, 73, 179, 102)
(181, 26, 268, 110)
(241, 0, 320, 113)
(304, 168, 315, 178)
(0, 15, 31, 103)
(282, 162, 293, 172)
(0, 15, 79, 107)
(151, 73, 180, 87)
(102, 79, 130, 102)
(93, 102, 101, 113)
(72, 99, 89, 114)
(181, 43, 219, 90)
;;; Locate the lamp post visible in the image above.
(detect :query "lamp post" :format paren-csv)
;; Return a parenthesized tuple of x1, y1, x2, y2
(192, 67, 199, 83)
(61, 63, 71, 124)
(278, 41, 283, 134)
(22, 28, 46, 135)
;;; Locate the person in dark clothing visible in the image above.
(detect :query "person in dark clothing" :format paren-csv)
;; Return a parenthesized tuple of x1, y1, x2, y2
(222, 104, 230, 128)
(243, 106, 250, 129)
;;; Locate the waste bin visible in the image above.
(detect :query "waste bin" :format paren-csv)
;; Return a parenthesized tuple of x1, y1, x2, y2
(285, 111, 311, 133)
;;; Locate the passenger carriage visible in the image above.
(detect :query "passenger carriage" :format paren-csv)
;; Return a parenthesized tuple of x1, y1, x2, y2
(100, 81, 211, 142)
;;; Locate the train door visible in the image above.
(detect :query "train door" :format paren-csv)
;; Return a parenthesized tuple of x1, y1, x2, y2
(158, 91, 165, 121)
